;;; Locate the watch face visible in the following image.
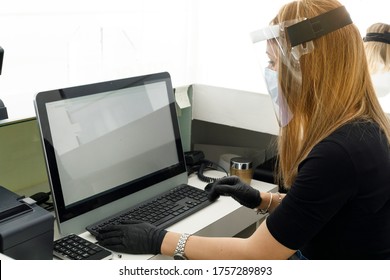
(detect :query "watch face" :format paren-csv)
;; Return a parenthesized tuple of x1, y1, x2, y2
(173, 254, 187, 260)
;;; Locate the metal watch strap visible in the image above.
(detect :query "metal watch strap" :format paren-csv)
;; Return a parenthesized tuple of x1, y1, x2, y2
(174, 233, 191, 259)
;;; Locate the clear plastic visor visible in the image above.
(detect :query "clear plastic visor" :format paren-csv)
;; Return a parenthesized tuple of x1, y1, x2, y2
(250, 22, 309, 127)
(250, 6, 352, 127)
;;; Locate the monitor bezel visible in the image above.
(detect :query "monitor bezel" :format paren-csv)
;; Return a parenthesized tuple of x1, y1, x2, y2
(35, 72, 187, 228)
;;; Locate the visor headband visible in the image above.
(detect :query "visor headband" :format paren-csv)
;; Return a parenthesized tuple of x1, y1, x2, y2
(363, 33, 390, 44)
(286, 6, 353, 47)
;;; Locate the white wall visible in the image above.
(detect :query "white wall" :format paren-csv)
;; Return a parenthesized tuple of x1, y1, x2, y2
(0, 0, 388, 121)
(0, 0, 195, 121)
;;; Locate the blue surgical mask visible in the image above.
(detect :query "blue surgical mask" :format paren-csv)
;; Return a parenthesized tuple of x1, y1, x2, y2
(264, 67, 279, 105)
(264, 67, 293, 127)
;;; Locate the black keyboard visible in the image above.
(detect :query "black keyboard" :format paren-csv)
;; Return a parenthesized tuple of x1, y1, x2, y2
(86, 184, 213, 236)
(53, 234, 113, 260)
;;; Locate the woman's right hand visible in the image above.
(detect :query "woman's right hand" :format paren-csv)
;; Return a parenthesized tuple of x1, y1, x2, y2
(206, 176, 261, 209)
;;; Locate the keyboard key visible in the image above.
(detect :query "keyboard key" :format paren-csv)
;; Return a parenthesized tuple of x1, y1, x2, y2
(53, 234, 113, 260)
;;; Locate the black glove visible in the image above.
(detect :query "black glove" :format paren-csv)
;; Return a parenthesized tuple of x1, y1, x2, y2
(206, 176, 261, 209)
(96, 220, 167, 254)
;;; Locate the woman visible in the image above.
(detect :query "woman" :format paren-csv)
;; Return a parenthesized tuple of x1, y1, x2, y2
(363, 23, 390, 112)
(97, 0, 390, 260)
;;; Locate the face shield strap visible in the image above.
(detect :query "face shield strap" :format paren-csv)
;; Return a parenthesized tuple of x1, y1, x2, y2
(363, 32, 390, 44)
(286, 6, 352, 47)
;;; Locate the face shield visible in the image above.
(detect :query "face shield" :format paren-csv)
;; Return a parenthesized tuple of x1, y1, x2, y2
(250, 6, 352, 127)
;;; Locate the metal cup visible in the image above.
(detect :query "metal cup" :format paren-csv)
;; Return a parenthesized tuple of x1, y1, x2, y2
(230, 157, 253, 184)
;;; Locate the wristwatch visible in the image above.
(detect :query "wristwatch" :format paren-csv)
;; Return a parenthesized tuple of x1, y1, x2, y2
(173, 233, 191, 260)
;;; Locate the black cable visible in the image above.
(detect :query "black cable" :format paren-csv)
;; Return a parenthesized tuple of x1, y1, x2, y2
(197, 160, 228, 183)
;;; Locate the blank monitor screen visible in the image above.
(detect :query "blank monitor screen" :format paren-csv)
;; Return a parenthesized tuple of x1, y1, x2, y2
(35, 72, 187, 235)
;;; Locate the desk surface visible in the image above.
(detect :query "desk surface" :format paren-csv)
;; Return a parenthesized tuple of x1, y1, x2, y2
(67, 171, 278, 260)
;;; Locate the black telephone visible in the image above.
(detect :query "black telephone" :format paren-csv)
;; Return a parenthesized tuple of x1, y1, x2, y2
(184, 151, 228, 183)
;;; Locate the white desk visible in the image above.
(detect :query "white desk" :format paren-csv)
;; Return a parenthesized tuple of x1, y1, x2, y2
(72, 171, 278, 260)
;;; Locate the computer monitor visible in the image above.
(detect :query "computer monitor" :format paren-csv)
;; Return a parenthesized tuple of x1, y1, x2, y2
(0, 118, 48, 196)
(34, 72, 188, 235)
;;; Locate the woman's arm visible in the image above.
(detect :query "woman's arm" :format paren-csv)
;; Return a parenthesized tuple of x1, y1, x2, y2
(258, 191, 286, 213)
(161, 218, 295, 260)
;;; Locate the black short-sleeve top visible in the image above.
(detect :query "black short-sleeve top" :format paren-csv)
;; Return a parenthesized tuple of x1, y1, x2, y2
(266, 121, 390, 259)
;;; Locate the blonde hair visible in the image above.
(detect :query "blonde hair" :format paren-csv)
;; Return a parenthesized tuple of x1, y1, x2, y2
(272, 0, 390, 188)
(364, 23, 390, 73)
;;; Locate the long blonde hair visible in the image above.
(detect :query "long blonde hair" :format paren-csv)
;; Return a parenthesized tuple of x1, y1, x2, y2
(272, 0, 390, 188)
(364, 22, 390, 73)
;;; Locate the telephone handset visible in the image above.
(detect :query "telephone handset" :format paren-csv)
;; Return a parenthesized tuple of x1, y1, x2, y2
(184, 151, 228, 183)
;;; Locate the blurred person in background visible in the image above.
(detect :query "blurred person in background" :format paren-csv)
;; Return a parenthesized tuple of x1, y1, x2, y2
(364, 23, 390, 113)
